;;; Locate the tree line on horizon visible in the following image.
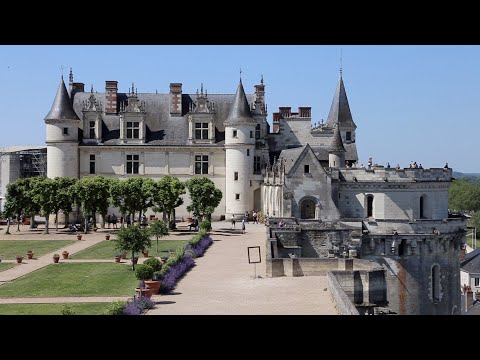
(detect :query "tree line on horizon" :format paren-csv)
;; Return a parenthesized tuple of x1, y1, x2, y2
(1, 175, 222, 234)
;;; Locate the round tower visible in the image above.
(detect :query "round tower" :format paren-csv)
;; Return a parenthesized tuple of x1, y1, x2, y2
(224, 79, 256, 219)
(44, 76, 80, 179)
(328, 123, 346, 167)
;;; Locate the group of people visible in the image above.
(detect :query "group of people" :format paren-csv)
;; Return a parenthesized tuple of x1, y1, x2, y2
(106, 214, 118, 229)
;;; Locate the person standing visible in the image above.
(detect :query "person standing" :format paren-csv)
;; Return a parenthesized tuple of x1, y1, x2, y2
(244, 211, 249, 224)
(242, 219, 246, 234)
(252, 210, 257, 224)
(231, 214, 236, 229)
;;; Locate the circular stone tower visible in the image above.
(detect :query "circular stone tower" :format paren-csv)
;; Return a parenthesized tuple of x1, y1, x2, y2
(44, 76, 80, 179)
(224, 79, 256, 219)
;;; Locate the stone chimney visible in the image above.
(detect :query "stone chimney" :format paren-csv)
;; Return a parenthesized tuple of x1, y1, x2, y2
(70, 83, 84, 104)
(169, 83, 182, 115)
(254, 83, 265, 104)
(464, 285, 474, 313)
(272, 112, 280, 133)
(105, 81, 118, 114)
(298, 107, 311, 118)
(279, 107, 291, 118)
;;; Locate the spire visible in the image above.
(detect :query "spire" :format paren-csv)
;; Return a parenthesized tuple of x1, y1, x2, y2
(224, 79, 254, 124)
(325, 75, 356, 129)
(44, 77, 80, 121)
(329, 123, 346, 153)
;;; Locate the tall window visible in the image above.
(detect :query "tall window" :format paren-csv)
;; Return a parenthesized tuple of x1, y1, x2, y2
(475, 278, 480, 287)
(247, 149, 250, 156)
(250, 131, 253, 138)
(89, 155, 95, 174)
(234, 172, 238, 181)
(304, 165, 310, 174)
(126, 154, 139, 174)
(235, 193, 240, 200)
(346, 131, 352, 141)
(432, 265, 440, 302)
(420, 196, 425, 218)
(255, 124, 261, 139)
(232, 129, 238, 138)
(195, 155, 209, 174)
(254, 156, 261, 173)
(63, 127, 69, 135)
(127, 122, 140, 139)
(195, 123, 208, 139)
(89, 121, 95, 138)
(367, 195, 374, 217)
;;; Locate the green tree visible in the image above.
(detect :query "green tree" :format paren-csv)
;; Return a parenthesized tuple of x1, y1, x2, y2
(70, 177, 102, 233)
(110, 179, 129, 227)
(91, 176, 112, 229)
(153, 176, 186, 223)
(114, 224, 151, 270)
(185, 177, 222, 221)
(4, 177, 41, 232)
(31, 177, 58, 234)
(54, 177, 77, 230)
(110, 178, 155, 225)
(449, 179, 480, 212)
(149, 219, 169, 252)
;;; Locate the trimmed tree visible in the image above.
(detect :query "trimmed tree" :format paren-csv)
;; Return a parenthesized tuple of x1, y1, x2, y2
(149, 219, 169, 253)
(70, 177, 101, 234)
(92, 176, 113, 229)
(153, 176, 186, 223)
(31, 177, 58, 234)
(114, 224, 152, 270)
(54, 177, 77, 230)
(185, 177, 222, 221)
(110, 179, 129, 227)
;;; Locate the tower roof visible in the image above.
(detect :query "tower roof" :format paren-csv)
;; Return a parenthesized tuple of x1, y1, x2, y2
(44, 77, 80, 121)
(325, 75, 356, 129)
(224, 79, 254, 124)
(329, 123, 346, 153)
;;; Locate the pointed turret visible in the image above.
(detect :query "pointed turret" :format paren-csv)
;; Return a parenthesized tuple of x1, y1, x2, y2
(224, 79, 254, 124)
(44, 77, 80, 121)
(329, 123, 346, 153)
(325, 74, 356, 129)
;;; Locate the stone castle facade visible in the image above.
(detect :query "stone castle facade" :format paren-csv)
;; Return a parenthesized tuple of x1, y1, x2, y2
(44, 69, 466, 314)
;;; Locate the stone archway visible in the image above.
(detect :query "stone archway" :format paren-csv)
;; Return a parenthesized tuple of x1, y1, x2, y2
(300, 198, 316, 219)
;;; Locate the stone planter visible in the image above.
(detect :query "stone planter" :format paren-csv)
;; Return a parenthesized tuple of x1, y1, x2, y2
(26, 251, 34, 260)
(135, 287, 153, 299)
(62, 251, 69, 259)
(105, 234, 110, 240)
(144, 280, 161, 295)
(114, 256, 121, 263)
(77, 235, 82, 240)
(53, 255, 60, 263)
(131, 257, 138, 265)
(16, 256, 23, 264)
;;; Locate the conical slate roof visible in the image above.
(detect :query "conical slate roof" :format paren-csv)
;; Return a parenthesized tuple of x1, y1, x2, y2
(325, 75, 356, 129)
(44, 77, 80, 121)
(329, 123, 346, 153)
(224, 79, 254, 124)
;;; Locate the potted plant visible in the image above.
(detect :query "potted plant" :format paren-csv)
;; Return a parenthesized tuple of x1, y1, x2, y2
(114, 252, 123, 263)
(135, 264, 155, 298)
(105, 234, 111, 240)
(26, 250, 34, 260)
(15, 255, 23, 264)
(53, 254, 60, 263)
(62, 250, 69, 259)
(131, 255, 139, 265)
(143, 258, 162, 294)
(76, 233, 82, 240)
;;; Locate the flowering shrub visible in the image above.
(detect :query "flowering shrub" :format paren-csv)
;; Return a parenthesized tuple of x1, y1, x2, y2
(104, 300, 127, 315)
(122, 301, 141, 315)
(160, 256, 195, 294)
(187, 235, 213, 257)
(135, 296, 156, 311)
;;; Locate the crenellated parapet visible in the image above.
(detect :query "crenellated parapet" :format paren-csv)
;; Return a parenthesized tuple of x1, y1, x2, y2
(340, 167, 452, 183)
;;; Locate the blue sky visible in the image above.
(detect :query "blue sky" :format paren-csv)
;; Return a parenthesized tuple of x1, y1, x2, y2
(1, 45, 478, 172)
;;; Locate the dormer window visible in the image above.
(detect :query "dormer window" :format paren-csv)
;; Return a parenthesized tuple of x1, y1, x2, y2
(346, 131, 352, 141)
(127, 122, 140, 139)
(195, 123, 208, 140)
(304, 165, 310, 174)
(89, 121, 95, 138)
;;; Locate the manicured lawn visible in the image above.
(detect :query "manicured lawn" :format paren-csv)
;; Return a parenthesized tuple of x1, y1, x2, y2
(0, 263, 15, 272)
(0, 263, 138, 298)
(72, 240, 189, 259)
(0, 303, 111, 315)
(0, 240, 75, 260)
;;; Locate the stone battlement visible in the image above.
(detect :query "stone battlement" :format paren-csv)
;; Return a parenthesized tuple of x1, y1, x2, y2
(339, 167, 452, 182)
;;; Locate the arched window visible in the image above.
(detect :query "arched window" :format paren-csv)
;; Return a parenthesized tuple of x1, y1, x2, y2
(366, 195, 374, 218)
(432, 265, 440, 302)
(420, 196, 424, 218)
(300, 198, 316, 219)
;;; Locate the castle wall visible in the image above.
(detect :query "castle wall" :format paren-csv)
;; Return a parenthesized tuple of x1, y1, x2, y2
(47, 143, 78, 179)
